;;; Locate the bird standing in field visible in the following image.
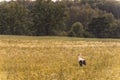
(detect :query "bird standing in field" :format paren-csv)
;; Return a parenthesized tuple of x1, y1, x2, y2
(78, 54, 86, 67)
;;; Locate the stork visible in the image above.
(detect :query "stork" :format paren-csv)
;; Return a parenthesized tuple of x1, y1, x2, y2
(78, 54, 86, 67)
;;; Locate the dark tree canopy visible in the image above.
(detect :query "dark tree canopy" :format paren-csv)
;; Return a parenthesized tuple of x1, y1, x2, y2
(0, 1, 32, 35)
(0, 0, 120, 38)
(32, 0, 67, 36)
(88, 14, 116, 38)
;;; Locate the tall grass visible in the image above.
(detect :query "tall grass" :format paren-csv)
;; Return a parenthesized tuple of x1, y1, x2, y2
(0, 35, 120, 80)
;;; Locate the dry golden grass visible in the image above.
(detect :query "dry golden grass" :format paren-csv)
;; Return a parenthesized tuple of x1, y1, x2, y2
(0, 35, 120, 80)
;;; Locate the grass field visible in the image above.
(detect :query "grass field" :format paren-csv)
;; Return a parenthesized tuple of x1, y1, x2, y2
(0, 35, 120, 80)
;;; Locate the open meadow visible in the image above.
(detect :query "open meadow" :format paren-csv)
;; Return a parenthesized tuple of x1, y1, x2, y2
(0, 35, 120, 80)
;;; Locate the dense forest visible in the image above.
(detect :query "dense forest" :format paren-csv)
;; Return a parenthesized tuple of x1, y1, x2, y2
(0, 0, 120, 38)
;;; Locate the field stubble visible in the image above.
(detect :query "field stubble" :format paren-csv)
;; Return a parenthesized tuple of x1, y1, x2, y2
(0, 36, 120, 80)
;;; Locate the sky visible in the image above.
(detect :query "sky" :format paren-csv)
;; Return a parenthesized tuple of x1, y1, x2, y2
(0, 0, 10, 1)
(0, 0, 119, 1)
(0, 0, 34, 2)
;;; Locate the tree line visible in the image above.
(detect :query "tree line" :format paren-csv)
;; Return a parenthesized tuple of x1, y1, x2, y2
(0, 0, 120, 38)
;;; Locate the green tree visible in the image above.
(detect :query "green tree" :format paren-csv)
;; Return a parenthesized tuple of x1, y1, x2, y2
(32, 0, 67, 36)
(68, 30, 76, 37)
(69, 22, 85, 37)
(97, 1, 120, 19)
(113, 20, 120, 38)
(66, 4, 105, 31)
(0, 2, 32, 35)
(88, 13, 115, 38)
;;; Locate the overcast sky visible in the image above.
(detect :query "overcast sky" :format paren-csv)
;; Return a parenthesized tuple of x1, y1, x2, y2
(0, 0, 35, 2)
(0, 0, 119, 2)
(0, 0, 10, 1)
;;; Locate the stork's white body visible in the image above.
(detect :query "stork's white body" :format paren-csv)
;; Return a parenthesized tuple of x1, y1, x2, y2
(78, 56, 85, 61)
(78, 54, 86, 66)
